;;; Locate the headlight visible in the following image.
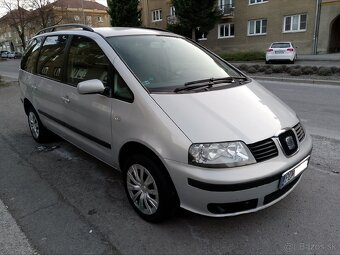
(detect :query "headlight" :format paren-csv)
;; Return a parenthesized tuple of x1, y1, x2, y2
(188, 141, 256, 168)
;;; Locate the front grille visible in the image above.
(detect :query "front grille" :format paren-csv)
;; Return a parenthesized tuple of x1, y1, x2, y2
(293, 122, 305, 142)
(248, 138, 278, 163)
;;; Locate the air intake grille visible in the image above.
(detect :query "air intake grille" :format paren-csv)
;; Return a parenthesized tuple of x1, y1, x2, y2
(248, 138, 278, 163)
(293, 123, 305, 142)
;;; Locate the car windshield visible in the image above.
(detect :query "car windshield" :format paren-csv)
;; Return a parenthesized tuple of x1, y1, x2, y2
(271, 43, 291, 48)
(106, 35, 243, 92)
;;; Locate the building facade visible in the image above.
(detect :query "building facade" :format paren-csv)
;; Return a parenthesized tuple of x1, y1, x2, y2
(140, 0, 340, 55)
(0, 0, 110, 53)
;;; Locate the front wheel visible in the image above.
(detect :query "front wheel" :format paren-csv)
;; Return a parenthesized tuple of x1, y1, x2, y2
(123, 154, 179, 222)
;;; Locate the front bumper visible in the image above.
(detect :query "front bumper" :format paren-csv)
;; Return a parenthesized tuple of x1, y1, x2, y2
(165, 134, 312, 217)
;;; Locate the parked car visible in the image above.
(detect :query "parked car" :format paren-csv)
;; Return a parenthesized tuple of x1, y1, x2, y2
(266, 42, 297, 64)
(8, 51, 22, 59)
(1, 50, 10, 58)
(19, 24, 312, 222)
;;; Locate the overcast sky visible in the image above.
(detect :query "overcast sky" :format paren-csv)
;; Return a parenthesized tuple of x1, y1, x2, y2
(0, 0, 108, 18)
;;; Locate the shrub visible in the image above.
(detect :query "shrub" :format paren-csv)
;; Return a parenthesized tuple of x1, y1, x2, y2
(264, 68, 273, 74)
(252, 64, 260, 71)
(318, 67, 332, 76)
(272, 66, 284, 73)
(281, 65, 288, 72)
(258, 66, 266, 72)
(221, 51, 266, 61)
(239, 64, 249, 71)
(290, 69, 302, 76)
(330, 66, 338, 74)
(247, 67, 257, 74)
(301, 66, 314, 75)
(312, 66, 319, 73)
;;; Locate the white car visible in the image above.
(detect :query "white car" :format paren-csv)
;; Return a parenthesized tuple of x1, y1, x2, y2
(19, 24, 312, 222)
(266, 42, 297, 64)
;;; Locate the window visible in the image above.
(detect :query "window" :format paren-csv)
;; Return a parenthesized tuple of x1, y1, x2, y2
(248, 19, 267, 35)
(249, 0, 268, 4)
(113, 73, 134, 102)
(37, 35, 68, 81)
(98, 16, 104, 22)
(86, 16, 92, 26)
(21, 37, 43, 73)
(219, 0, 235, 15)
(218, 23, 234, 38)
(74, 15, 80, 21)
(67, 36, 110, 87)
(170, 6, 175, 16)
(152, 9, 162, 22)
(284, 14, 307, 32)
(198, 32, 208, 41)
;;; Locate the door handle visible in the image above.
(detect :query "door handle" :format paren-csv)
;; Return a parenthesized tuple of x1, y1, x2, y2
(61, 96, 70, 104)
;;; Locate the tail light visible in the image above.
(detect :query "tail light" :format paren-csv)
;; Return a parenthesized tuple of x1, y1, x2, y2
(287, 48, 294, 52)
(267, 48, 273, 52)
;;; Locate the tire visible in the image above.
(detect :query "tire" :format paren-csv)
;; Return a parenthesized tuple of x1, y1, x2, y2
(27, 107, 53, 143)
(123, 154, 179, 222)
(265, 60, 270, 64)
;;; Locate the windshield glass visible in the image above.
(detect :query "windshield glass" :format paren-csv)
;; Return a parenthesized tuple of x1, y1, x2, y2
(106, 35, 243, 92)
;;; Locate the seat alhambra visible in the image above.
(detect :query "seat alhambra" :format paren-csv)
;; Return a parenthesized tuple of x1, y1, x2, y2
(19, 24, 312, 222)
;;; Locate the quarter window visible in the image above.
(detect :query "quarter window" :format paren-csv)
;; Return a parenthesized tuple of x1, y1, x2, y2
(248, 19, 267, 35)
(284, 14, 307, 32)
(37, 35, 68, 81)
(152, 9, 162, 22)
(113, 73, 134, 102)
(66, 36, 110, 87)
(218, 23, 235, 38)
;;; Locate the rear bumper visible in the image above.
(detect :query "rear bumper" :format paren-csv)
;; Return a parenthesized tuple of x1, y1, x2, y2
(165, 134, 312, 217)
(266, 52, 296, 61)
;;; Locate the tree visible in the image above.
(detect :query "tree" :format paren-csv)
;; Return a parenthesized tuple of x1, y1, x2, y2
(28, 0, 63, 29)
(0, 0, 29, 49)
(171, 0, 222, 40)
(107, 0, 141, 27)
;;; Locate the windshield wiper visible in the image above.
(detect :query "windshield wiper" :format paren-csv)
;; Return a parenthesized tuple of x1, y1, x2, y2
(184, 77, 233, 86)
(174, 83, 213, 93)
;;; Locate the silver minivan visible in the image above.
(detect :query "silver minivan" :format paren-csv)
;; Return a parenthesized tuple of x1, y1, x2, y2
(19, 24, 312, 222)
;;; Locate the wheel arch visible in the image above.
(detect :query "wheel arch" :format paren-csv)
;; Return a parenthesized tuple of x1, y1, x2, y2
(23, 98, 33, 116)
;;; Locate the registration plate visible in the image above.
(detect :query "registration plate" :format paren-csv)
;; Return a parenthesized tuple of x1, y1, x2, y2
(275, 50, 284, 54)
(279, 158, 309, 189)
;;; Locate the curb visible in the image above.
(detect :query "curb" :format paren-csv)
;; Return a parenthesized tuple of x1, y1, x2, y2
(251, 75, 340, 86)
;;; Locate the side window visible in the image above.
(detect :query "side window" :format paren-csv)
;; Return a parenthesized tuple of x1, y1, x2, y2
(37, 35, 68, 81)
(21, 37, 43, 73)
(67, 35, 109, 87)
(113, 73, 134, 103)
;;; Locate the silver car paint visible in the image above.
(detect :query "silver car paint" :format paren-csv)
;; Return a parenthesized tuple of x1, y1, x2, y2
(19, 27, 312, 217)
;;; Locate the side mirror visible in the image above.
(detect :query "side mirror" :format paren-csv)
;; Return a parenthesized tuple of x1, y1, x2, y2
(77, 79, 105, 94)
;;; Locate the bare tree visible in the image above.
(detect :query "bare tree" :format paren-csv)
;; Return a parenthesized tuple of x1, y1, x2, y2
(0, 0, 29, 49)
(28, 0, 63, 29)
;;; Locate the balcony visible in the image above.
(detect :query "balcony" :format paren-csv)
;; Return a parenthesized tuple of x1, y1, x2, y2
(219, 4, 234, 18)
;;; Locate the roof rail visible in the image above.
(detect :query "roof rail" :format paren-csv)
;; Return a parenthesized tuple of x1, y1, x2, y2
(35, 23, 94, 36)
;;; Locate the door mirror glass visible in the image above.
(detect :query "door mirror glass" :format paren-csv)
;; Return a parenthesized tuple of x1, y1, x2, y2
(77, 79, 105, 94)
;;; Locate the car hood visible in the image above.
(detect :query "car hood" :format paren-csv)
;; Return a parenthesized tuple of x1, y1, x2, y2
(150, 80, 298, 144)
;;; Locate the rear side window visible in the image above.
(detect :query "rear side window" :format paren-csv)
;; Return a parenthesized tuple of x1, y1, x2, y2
(67, 35, 110, 87)
(37, 35, 68, 81)
(21, 37, 43, 73)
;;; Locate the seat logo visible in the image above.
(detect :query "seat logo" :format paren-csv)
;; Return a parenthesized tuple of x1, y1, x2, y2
(285, 136, 296, 150)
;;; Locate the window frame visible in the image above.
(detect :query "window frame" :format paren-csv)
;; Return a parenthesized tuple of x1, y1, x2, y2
(283, 14, 307, 33)
(218, 23, 235, 39)
(248, 19, 267, 36)
(151, 9, 162, 22)
(249, 0, 268, 5)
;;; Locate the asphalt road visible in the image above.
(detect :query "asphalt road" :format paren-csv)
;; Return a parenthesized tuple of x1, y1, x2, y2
(0, 65, 339, 254)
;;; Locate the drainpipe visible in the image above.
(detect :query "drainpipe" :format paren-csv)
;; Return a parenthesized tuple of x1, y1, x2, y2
(313, 0, 321, 54)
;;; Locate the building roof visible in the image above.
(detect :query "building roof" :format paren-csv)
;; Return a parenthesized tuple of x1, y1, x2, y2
(52, 0, 107, 10)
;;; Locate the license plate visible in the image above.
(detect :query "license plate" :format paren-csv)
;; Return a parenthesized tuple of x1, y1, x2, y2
(279, 158, 309, 189)
(275, 50, 284, 54)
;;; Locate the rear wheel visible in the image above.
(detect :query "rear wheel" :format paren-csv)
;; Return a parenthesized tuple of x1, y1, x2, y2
(123, 154, 179, 222)
(27, 107, 53, 143)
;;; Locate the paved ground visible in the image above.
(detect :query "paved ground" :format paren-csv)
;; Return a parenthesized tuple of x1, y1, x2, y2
(0, 79, 339, 254)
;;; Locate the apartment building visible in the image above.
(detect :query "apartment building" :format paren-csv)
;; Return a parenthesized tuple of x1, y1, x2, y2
(140, 0, 340, 54)
(0, 0, 109, 53)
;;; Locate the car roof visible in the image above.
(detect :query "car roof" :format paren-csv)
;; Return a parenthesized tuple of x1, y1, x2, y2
(93, 27, 178, 38)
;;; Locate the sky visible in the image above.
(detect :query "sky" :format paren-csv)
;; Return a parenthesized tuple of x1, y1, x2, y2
(0, 0, 108, 17)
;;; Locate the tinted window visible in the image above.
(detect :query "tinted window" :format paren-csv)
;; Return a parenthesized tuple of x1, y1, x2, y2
(37, 35, 68, 81)
(271, 43, 291, 48)
(107, 35, 242, 92)
(67, 36, 110, 87)
(21, 37, 43, 73)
